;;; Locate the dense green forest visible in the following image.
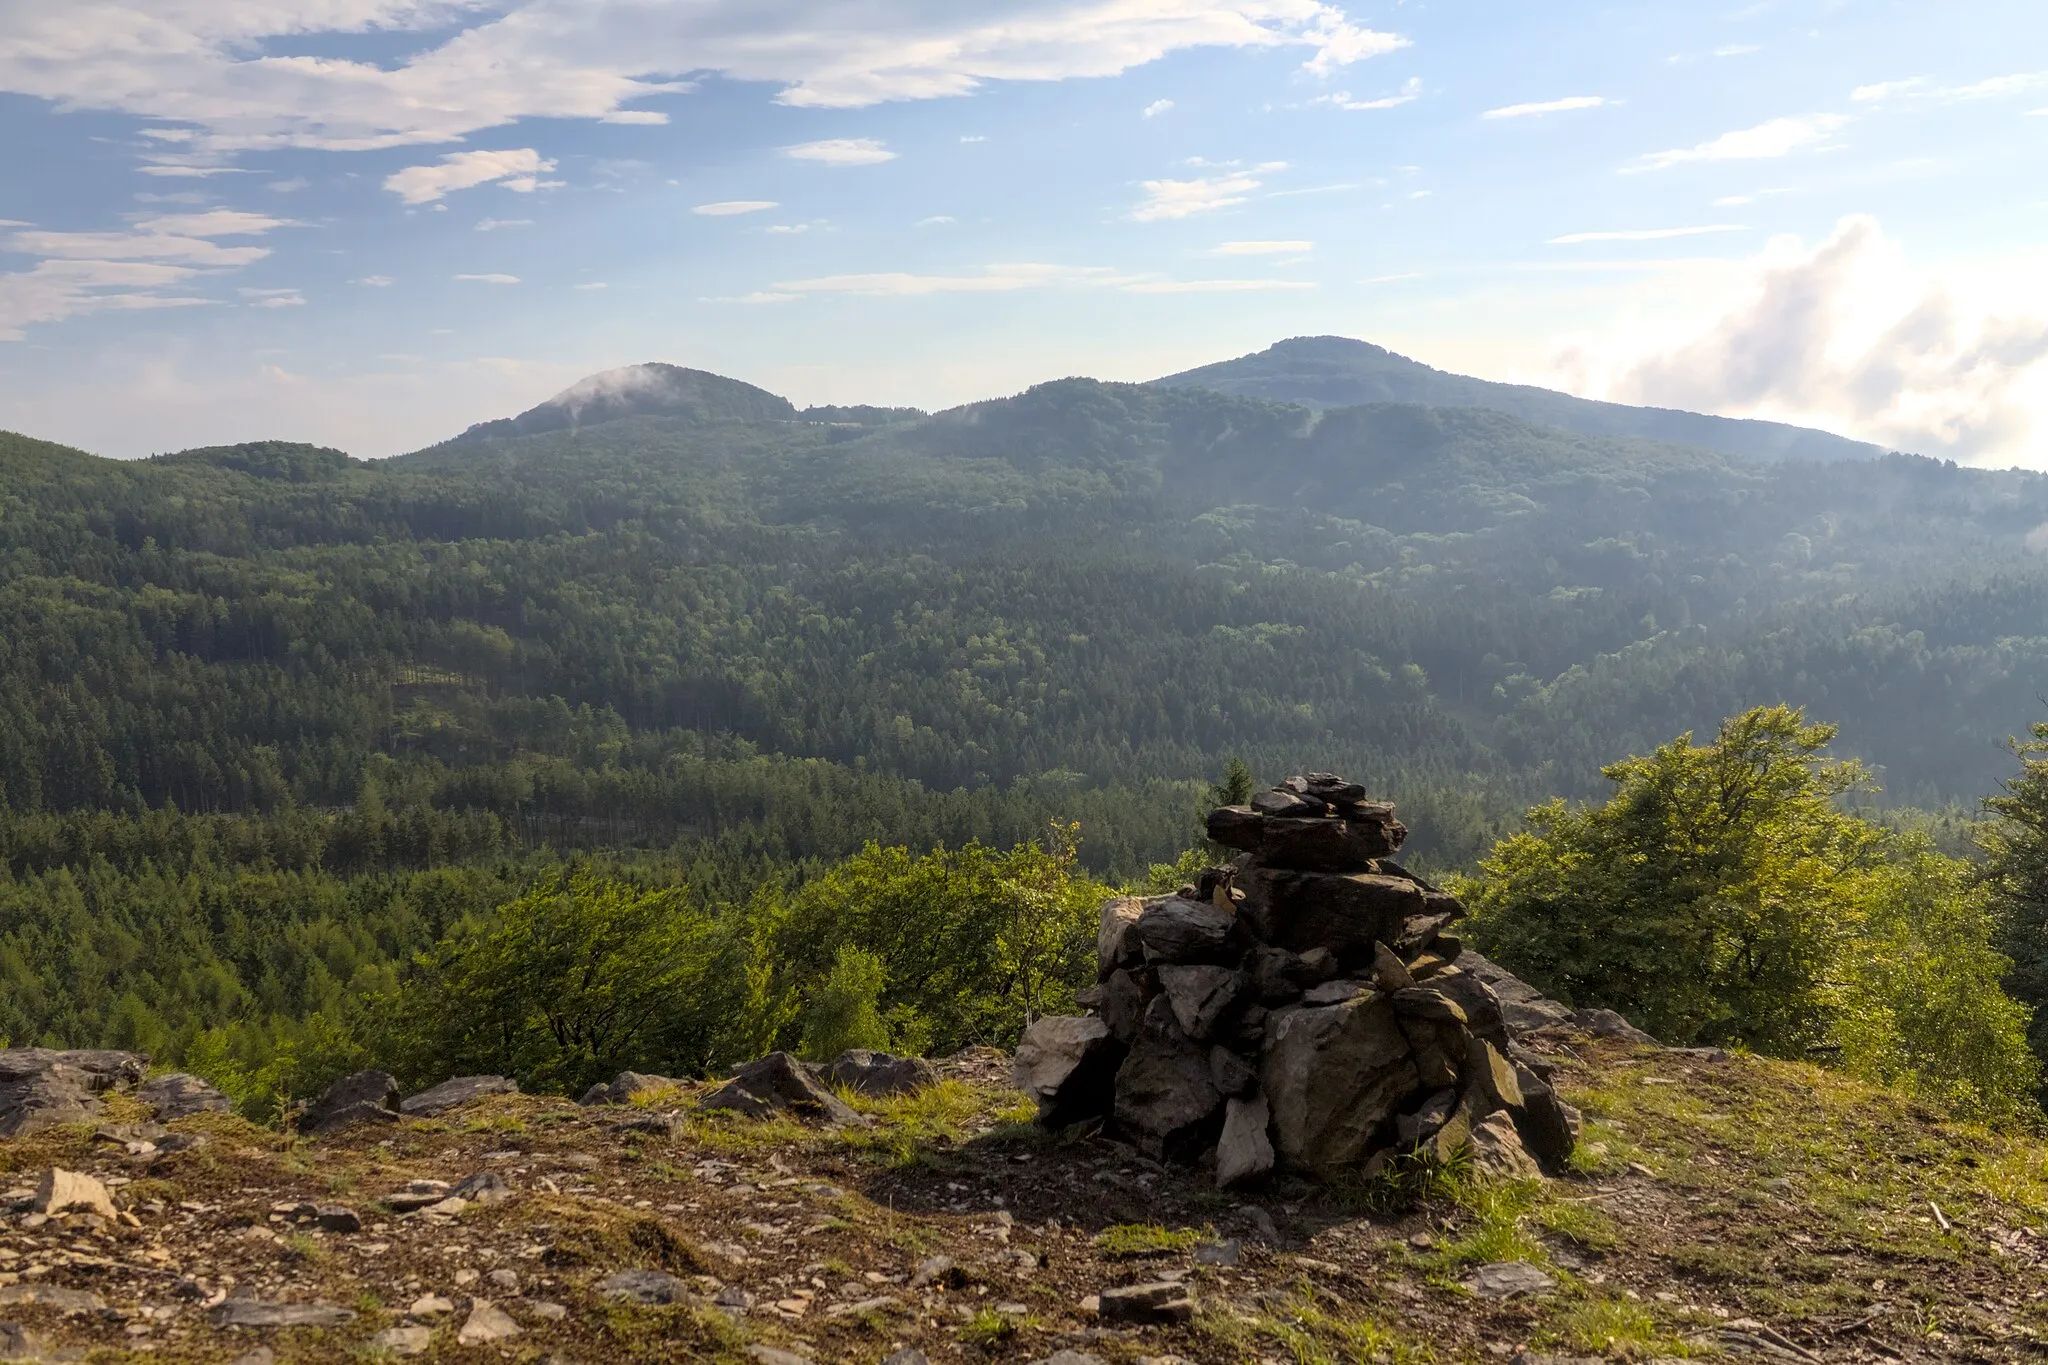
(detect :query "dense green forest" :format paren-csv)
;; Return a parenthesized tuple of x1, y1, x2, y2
(3, 358, 2047, 1108)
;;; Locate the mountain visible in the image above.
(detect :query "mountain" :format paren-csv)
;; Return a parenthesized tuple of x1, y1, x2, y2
(450, 362, 799, 442)
(1153, 336, 1887, 465)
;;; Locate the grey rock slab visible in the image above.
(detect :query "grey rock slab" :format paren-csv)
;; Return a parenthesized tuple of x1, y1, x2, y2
(1194, 1238, 1242, 1266)
(1469, 1112, 1542, 1179)
(314, 1204, 361, 1233)
(700, 1052, 861, 1125)
(137, 1072, 231, 1121)
(207, 1298, 357, 1327)
(1097, 1281, 1195, 1324)
(1157, 963, 1243, 1039)
(369, 1324, 432, 1356)
(299, 1070, 399, 1135)
(452, 1170, 512, 1204)
(1208, 1044, 1258, 1097)
(1130, 896, 1239, 966)
(0, 1285, 105, 1314)
(227, 1351, 276, 1365)
(0, 1323, 43, 1363)
(1033, 1354, 1109, 1365)
(881, 1352, 931, 1365)
(456, 1300, 521, 1345)
(1097, 894, 1154, 980)
(0, 1048, 147, 1138)
(597, 1270, 692, 1305)
(1462, 1262, 1556, 1299)
(908, 1255, 956, 1289)
(746, 1348, 814, 1365)
(399, 1075, 518, 1116)
(1215, 1093, 1274, 1189)
(1099, 968, 1149, 1044)
(1014, 1016, 1124, 1127)
(1572, 1008, 1659, 1044)
(1301, 979, 1368, 1006)
(822, 1050, 938, 1097)
(1261, 993, 1417, 1173)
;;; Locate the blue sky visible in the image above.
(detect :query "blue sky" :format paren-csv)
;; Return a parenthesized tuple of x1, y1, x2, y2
(1, 0, 2044, 462)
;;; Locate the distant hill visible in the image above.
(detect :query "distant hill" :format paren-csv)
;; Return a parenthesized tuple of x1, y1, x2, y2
(450, 363, 799, 442)
(1153, 336, 1886, 465)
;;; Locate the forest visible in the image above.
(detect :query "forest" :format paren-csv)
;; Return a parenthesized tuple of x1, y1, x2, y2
(3, 359, 2048, 1117)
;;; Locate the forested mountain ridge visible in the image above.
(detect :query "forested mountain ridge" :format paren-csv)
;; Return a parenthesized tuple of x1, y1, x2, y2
(2, 367, 2044, 858)
(1154, 335, 1887, 465)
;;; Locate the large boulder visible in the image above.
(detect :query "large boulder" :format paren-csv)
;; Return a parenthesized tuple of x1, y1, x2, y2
(1238, 869, 1426, 965)
(1207, 812, 1403, 871)
(701, 1053, 859, 1124)
(1454, 951, 1575, 1033)
(1128, 897, 1239, 965)
(1097, 969, 1150, 1043)
(1425, 966, 1514, 1052)
(579, 1071, 684, 1106)
(0, 1050, 148, 1137)
(400, 1075, 519, 1117)
(138, 1073, 231, 1121)
(1261, 993, 1418, 1172)
(1112, 997, 1223, 1157)
(1014, 1016, 1125, 1126)
(300, 1070, 401, 1135)
(822, 1050, 937, 1097)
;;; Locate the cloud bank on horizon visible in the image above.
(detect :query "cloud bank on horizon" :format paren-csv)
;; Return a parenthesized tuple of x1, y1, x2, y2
(0, 0, 2043, 464)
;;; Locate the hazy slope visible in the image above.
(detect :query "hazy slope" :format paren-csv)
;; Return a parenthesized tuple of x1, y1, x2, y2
(1154, 336, 1886, 465)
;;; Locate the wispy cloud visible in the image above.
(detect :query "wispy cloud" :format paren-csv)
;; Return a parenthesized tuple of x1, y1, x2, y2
(475, 218, 533, 232)
(1207, 240, 1313, 256)
(784, 138, 897, 165)
(1483, 95, 1611, 120)
(454, 273, 521, 284)
(355, 276, 395, 287)
(1628, 114, 1849, 172)
(1549, 225, 1749, 244)
(1852, 71, 2048, 107)
(240, 287, 305, 309)
(693, 200, 779, 216)
(772, 263, 1140, 296)
(1132, 163, 1285, 222)
(385, 150, 558, 205)
(1142, 99, 1174, 118)
(1125, 279, 1316, 294)
(1314, 77, 1422, 111)
(1363, 272, 1422, 283)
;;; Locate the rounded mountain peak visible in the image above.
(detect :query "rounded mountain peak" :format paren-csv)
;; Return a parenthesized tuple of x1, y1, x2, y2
(459, 363, 797, 440)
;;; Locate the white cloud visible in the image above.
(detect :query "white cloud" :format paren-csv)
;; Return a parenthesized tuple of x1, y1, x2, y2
(355, 275, 395, 287)
(1482, 95, 1610, 120)
(1208, 240, 1313, 255)
(1125, 278, 1316, 293)
(1132, 162, 1285, 222)
(384, 149, 556, 204)
(0, 258, 211, 341)
(766, 224, 812, 235)
(1315, 76, 1421, 110)
(0, 3, 1405, 161)
(576, 282, 608, 290)
(774, 263, 1138, 296)
(1629, 114, 1849, 172)
(454, 273, 521, 284)
(240, 287, 306, 308)
(783, 138, 897, 165)
(960, 135, 988, 143)
(1714, 44, 1760, 58)
(475, 217, 533, 231)
(916, 216, 956, 227)
(1363, 271, 1421, 283)
(1143, 98, 1175, 118)
(1548, 225, 1748, 245)
(599, 110, 669, 124)
(268, 177, 310, 193)
(1854, 71, 2048, 107)
(1553, 216, 2048, 463)
(693, 200, 779, 216)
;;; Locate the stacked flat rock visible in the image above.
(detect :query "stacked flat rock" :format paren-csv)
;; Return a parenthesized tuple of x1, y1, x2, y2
(1015, 773, 1582, 1186)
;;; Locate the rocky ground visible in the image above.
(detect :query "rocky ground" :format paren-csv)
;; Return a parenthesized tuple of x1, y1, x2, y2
(0, 1033, 2044, 1364)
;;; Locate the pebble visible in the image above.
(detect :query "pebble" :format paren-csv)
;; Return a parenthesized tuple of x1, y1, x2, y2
(371, 1324, 433, 1356)
(408, 1294, 455, 1316)
(457, 1299, 521, 1345)
(1463, 1262, 1557, 1299)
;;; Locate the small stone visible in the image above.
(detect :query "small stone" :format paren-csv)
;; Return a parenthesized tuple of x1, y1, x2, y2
(1469, 1112, 1542, 1179)
(452, 1171, 512, 1205)
(908, 1255, 955, 1289)
(409, 1294, 456, 1316)
(299, 1070, 401, 1135)
(881, 1351, 930, 1365)
(487, 1268, 520, 1291)
(527, 1301, 568, 1321)
(746, 1348, 813, 1365)
(32, 1169, 115, 1221)
(1032, 1354, 1109, 1365)
(138, 1072, 232, 1120)
(228, 1350, 276, 1365)
(315, 1205, 362, 1234)
(700, 1053, 861, 1125)
(1194, 1238, 1241, 1266)
(597, 1269, 689, 1305)
(1463, 1262, 1556, 1299)
(1097, 1281, 1195, 1324)
(1014, 1016, 1123, 1127)
(1216, 1093, 1274, 1189)
(1511, 1355, 1605, 1365)
(370, 1324, 433, 1356)
(0, 1284, 105, 1314)
(456, 1300, 521, 1345)
(1237, 1204, 1281, 1245)
(207, 1298, 357, 1327)
(1371, 941, 1417, 992)
(453, 1268, 480, 1287)
(822, 1050, 938, 1096)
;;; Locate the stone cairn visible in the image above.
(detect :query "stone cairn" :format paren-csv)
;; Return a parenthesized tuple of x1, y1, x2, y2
(1015, 772, 1584, 1187)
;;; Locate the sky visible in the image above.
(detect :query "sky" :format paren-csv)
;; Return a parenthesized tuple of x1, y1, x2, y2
(0, 0, 2045, 463)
